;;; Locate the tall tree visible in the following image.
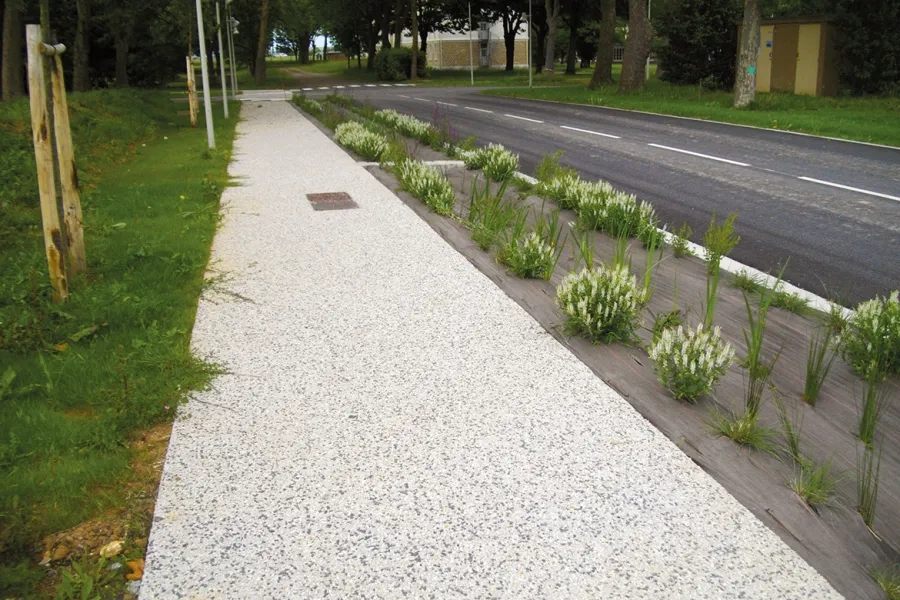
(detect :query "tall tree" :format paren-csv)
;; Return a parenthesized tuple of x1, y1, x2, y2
(618, 0, 651, 90)
(561, 0, 582, 74)
(543, 0, 560, 73)
(255, 0, 270, 83)
(107, 0, 137, 87)
(1, 0, 24, 99)
(73, 0, 91, 92)
(409, 0, 417, 79)
(733, 0, 760, 106)
(656, 0, 738, 88)
(587, 0, 613, 87)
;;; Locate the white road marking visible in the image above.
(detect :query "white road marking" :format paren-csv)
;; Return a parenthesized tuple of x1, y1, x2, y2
(302, 87, 313, 91)
(504, 113, 544, 123)
(380, 84, 392, 87)
(365, 84, 377, 87)
(647, 143, 750, 167)
(436, 101, 458, 107)
(350, 84, 361, 88)
(317, 86, 330, 90)
(560, 125, 621, 139)
(413, 97, 431, 102)
(465, 106, 493, 113)
(334, 85, 345, 89)
(398, 94, 411, 99)
(798, 177, 900, 202)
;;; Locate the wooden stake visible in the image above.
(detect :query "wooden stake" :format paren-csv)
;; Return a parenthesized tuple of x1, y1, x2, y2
(49, 51, 86, 274)
(186, 56, 198, 128)
(26, 24, 68, 302)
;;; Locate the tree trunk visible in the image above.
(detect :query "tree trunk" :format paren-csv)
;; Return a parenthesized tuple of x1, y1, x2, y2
(1, 0, 25, 99)
(114, 33, 129, 87)
(254, 0, 270, 85)
(380, 0, 391, 48)
(734, 0, 760, 107)
(73, 0, 90, 92)
(300, 32, 310, 64)
(367, 25, 377, 69)
(543, 0, 560, 73)
(419, 29, 427, 54)
(588, 0, 615, 88)
(409, 0, 417, 80)
(534, 21, 547, 74)
(565, 17, 578, 74)
(618, 0, 652, 91)
(393, 0, 404, 47)
(504, 32, 515, 71)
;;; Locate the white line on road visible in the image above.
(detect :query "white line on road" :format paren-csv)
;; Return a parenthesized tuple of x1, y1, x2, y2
(413, 97, 431, 102)
(465, 106, 493, 113)
(380, 84, 393, 87)
(365, 84, 377, 87)
(302, 87, 313, 91)
(647, 143, 750, 167)
(560, 125, 621, 139)
(398, 94, 411, 99)
(317, 86, 330, 90)
(504, 113, 544, 123)
(436, 101, 458, 107)
(798, 177, 900, 202)
(350, 85, 361, 88)
(334, 85, 345, 89)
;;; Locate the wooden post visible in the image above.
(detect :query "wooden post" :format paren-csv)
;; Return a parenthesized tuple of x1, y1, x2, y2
(48, 47, 86, 274)
(26, 24, 68, 302)
(186, 56, 198, 127)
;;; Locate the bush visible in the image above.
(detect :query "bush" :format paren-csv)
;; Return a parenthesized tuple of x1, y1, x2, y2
(536, 173, 613, 210)
(393, 159, 456, 215)
(333, 121, 389, 161)
(499, 209, 563, 280)
(649, 324, 735, 402)
(372, 109, 432, 140)
(556, 264, 643, 343)
(374, 47, 427, 81)
(842, 290, 900, 378)
(577, 190, 657, 240)
(463, 143, 520, 182)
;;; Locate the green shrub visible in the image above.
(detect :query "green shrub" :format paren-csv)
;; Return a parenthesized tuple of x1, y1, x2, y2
(463, 143, 519, 182)
(842, 291, 900, 378)
(649, 324, 735, 402)
(556, 264, 643, 343)
(333, 121, 389, 161)
(394, 158, 456, 215)
(374, 47, 427, 81)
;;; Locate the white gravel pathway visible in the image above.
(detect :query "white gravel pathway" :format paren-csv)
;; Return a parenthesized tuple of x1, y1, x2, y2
(140, 101, 842, 599)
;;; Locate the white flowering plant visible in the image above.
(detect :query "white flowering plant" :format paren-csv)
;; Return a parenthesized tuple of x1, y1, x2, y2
(393, 158, 456, 216)
(556, 264, 643, 343)
(577, 190, 658, 242)
(649, 324, 736, 402)
(333, 121, 388, 161)
(499, 208, 563, 280)
(536, 174, 614, 210)
(463, 144, 519, 182)
(842, 291, 900, 378)
(372, 109, 433, 141)
(294, 94, 324, 116)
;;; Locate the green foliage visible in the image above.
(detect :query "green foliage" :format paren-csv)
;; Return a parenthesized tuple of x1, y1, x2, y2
(842, 291, 900, 379)
(374, 47, 427, 81)
(770, 290, 810, 314)
(499, 207, 564, 280)
(652, 309, 684, 343)
(393, 159, 456, 216)
(333, 121, 389, 161)
(463, 144, 519, 182)
(556, 264, 644, 344)
(858, 375, 891, 448)
(710, 409, 778, 453)
(534, 150, 577, 184)
(672, 222, 694, 258)
(802, 330, 837, 405)
(54, 555, 117, 600)
(0, 91, 238, 580)
(791, 458, 839, 510)
(649, 324, 735, 402)
(873, 565, 900, 600)
(731, 270, 763, 293)
(857, 442, 883, 528)
(656, 0, 740, 89)
(467, 179, 517, 250)
(833, 0, 900, 94)
(703, 212, 739, 275)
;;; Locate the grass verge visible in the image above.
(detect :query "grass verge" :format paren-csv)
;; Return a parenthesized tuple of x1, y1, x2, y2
(484, 81, 900, 147)
(0, 89, 240, 596)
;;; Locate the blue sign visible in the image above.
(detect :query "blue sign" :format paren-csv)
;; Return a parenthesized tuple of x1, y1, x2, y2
(766, 40, 772, 48)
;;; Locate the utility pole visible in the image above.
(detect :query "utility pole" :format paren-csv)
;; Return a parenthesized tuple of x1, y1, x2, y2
(528, 0, 532, 88)
(195, 0, 215, 148)
(226, 0, 238, 99)
(468, 2, 474, 86)
(645, 0, 651, 81)
(216, 0, 228, 117)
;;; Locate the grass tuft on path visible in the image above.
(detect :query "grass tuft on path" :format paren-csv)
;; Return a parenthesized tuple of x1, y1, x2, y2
(485, 81, 900, 147)
(0, 89, 239, 596)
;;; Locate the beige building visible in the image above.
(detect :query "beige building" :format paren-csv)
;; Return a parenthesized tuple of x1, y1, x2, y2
(402, 21, 530, 69)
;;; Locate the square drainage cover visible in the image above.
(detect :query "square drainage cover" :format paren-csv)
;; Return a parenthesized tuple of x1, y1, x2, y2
(307, 192, 358, 211)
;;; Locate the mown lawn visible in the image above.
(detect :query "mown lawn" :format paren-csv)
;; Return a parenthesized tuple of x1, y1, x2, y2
(485, 79, 900, 147)
(0, 89, 239, 596)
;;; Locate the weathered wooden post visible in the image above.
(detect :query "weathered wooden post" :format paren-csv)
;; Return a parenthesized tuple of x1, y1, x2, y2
(25, 24, 68, 302)
(47, 44, 86, 274)
(186, 56, 199, 128)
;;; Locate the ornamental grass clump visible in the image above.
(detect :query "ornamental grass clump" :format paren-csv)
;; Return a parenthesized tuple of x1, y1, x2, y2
(649, 324, 735, 402)
(577, 190, 657, 242)
(464, 143, 519, 182)
(393, 159, 456, 216)
(333, 121, 388, 161)
(842, 290, 900, 379)
(536, 172, 593, 209)
(372, 108, 433, 141)
(499, 207, 564, 279)
(556, 264, 643, 343)
(293, 94, 324, 116)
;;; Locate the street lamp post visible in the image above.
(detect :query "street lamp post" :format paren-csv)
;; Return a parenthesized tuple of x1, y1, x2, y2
(216, 0, 229, 118)
(528, 0, 532, 88)
(468, 2, 474, 86)
(226, 0, 239, 99)
(195, 0, 215, 148)
(645, 0, 651, 81)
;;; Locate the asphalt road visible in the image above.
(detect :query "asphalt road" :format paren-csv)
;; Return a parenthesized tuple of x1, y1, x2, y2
(303, 85, 899, 306)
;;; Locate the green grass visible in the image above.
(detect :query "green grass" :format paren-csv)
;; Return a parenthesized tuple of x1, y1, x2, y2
(710, 409, 778, 454)
(873, 565, 900, 600)
(0, 89, 239, 595)
(484, 79, 900, 147)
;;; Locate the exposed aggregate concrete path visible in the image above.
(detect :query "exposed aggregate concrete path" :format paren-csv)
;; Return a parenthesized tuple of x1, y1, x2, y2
(140, 101, 842, 599)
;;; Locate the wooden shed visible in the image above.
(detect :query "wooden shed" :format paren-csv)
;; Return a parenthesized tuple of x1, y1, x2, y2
(739, 18, 839, 96)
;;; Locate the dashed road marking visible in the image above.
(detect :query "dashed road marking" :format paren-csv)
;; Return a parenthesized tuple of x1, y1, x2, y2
(504, 113, 543, 124)
(436, 101, 458, 107)
(647, 143, 750, 167)
(302, 87, 313, 91)
(798, 177, 900, 202)
(560, 125, 621, 139)
(465, 106, 493, 113)
(413, 97, 431, 102)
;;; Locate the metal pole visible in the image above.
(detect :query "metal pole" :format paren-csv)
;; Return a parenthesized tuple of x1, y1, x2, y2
(216, 0, 228, 117)
(195, 0, 215, 148)
(226, 1, 238, 99)
(645, 0, 651, 81)
(528, 0, 532, 88)
(468, 2, 474, 86)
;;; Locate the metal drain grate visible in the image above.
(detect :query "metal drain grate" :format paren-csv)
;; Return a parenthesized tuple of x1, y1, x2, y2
(306, 192, 358, 211)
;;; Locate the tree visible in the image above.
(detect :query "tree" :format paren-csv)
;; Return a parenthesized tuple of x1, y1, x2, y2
(1, 0, 24, 100)
(106, 0, 138, 87)
(409, 0, 418, 79)
(656, 0, 739, 89)
(73, 0, 91, 92)
(587, 0, 614, 87)
(618, 0, 651, 91)
(480, 0, 528, 71)
(543, 0, 561, 73)
(275, 0, 316, 63)
(255, 0, 270, 84)
(832, 0, 900, 94)
(733, 0, 760, 106)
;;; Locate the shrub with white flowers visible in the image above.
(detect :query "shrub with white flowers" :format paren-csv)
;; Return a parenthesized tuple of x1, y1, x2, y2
(577, 190, 657, 240)
(556, 264, 643, 343)
(333, 121, 388, 161)
(295, 95, 323, 116)
(842, 290, 900, 378)
(393, 158, 456, 216)
(500, 231, 556, 279)
(463, 144, 519, 182)
(649, 324, 736, 402)
(373, 109, 433, 140)
(536, 174, 613, 210)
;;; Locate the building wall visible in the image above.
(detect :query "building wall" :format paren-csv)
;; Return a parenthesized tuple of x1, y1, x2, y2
(423, 39, 529, 69)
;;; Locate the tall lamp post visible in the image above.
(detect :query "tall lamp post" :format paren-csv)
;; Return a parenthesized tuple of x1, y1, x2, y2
(645, 0, 651, 81)
(195, 0, 215, 148)
(528, 0, 532, 88)
(216, 0, 229, 117)
(468, 2, 474, 86)
(226, 0, 239, 99)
